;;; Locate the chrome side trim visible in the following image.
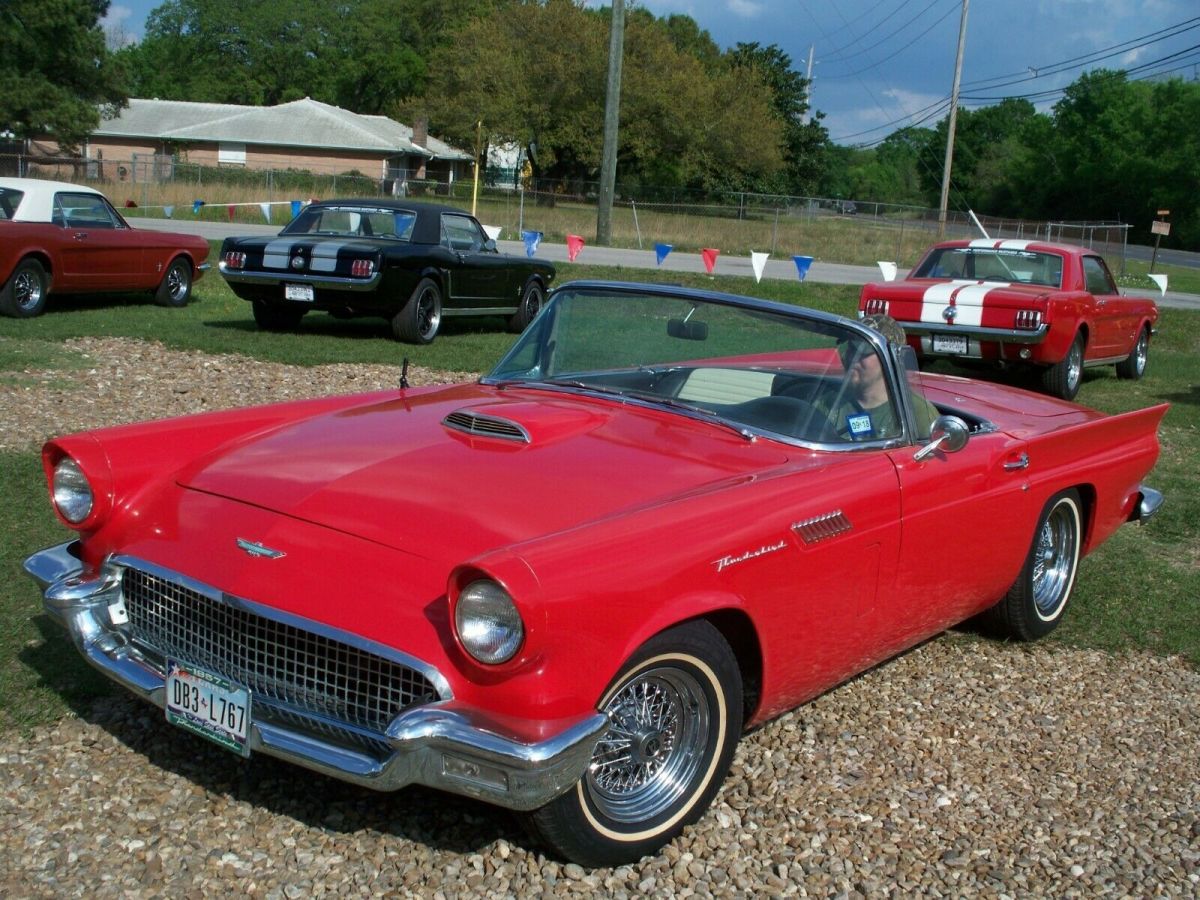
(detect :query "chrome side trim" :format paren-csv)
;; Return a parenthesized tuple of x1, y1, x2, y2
(23, 542, 605, 810)
(217, 264, 382, 292)
(441, 306, 519, 317)
(792, 510, 853, 544)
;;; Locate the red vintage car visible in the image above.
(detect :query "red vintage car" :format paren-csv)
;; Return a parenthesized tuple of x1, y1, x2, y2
(858, 239, 1159, 399)
(24, 282, 1165, 866)
(0, 177, 210, 317)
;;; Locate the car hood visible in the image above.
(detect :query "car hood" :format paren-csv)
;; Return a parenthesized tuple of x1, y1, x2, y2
(176, 383, 791, 563)
(868, 278, 1055, 309)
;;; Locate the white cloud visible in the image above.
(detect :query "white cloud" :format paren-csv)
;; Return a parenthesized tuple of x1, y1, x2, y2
(727, 0, 764, 17)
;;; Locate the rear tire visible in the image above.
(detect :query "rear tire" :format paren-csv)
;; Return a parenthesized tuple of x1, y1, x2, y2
(1115, 326, 1149, 380)
(154, 257, 193, 307)
(0, 257, 49, 318)
(392, 277, 442, 343)
(524, 620, 742, 867)
(985, 489, 1083, 641)
(252, 300, 306, 331)
(1041, 332, 1084, 400)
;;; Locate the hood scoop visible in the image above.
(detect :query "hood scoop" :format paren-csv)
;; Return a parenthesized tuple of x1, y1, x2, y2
(443, 408, 531, 443)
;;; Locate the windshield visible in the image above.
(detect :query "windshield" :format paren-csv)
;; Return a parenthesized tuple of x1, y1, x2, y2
(283, 205, 416, 240)
(488, 285, 936, 447)
(913, 247, 1064, 287)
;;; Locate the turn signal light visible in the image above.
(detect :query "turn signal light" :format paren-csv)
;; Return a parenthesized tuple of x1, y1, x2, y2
(222, 251, 246, 269)
(1015, 309, 1042, 329)
(863, 298, 888, 315)
(350, 259, 375, 277)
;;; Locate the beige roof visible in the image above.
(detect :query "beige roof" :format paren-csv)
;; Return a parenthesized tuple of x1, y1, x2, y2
(96, 98, 469, 161)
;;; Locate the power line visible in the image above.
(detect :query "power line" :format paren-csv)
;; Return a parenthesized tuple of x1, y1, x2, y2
(821, 0, 949, 64)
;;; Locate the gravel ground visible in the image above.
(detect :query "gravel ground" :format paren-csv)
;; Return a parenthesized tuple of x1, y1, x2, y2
(2, 337, 1198, 897)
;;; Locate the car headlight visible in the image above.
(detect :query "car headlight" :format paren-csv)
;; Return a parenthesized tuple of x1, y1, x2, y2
(455, 580, 524, 665)
(52, 457, 94, 524)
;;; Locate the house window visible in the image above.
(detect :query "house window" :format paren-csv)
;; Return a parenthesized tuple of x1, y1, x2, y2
(218, 142, 246, 166)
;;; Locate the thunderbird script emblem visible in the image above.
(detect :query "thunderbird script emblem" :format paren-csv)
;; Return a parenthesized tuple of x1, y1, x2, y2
(236, 538, 286, 559)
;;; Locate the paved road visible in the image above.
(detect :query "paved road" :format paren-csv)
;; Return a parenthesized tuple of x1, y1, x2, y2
(138, 217, 1200, 311)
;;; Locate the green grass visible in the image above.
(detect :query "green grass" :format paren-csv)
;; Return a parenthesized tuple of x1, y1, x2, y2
(1116, 258, 1200, 295)
(1, 251, 1196, 733)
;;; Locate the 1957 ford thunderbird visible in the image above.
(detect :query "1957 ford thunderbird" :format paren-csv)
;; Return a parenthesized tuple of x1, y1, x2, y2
(25, 281, 1165, 865)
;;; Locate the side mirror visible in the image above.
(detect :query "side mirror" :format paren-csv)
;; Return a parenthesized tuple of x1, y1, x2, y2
(667, 318, 708, 341)
(482, 238, 497, 253)
(913, 415, 970, 461)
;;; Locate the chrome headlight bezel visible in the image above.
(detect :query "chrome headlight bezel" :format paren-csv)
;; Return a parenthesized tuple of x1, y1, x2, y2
(52, 457, 94, 524)
(454, 579, 525, 665)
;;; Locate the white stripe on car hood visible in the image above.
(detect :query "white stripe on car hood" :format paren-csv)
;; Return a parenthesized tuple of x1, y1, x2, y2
(919, 280, 1012, 327)
(263, 238, 293, 270)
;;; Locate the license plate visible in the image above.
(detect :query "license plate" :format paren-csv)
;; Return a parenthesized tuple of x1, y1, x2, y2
(932, 333, 969, 354)
(284, 284, 314, 302)
(166, 659, 251, 756)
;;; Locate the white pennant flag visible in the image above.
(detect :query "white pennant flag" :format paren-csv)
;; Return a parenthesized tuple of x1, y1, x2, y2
(163, 205, 174, 218)
(259, 202, 272, 223)
(751, 251, 769, 283)
(1148, 273, 1168, 296)
(482, 224, 502, 241)
(877, 261, 898, 282)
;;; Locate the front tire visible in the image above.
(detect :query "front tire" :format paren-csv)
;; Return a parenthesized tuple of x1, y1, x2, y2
(508, 280, 544, 333)
(1115, 326, 1150, 380)
(392, 277, 442, 343)
(252, 300, 306, 331)
(0, 257, 49, 318)
(154, 257, 193, 307)
(986, 489, 1083, 641)
(525, 620, 742, 867)
(1041, 332, 1084, 400)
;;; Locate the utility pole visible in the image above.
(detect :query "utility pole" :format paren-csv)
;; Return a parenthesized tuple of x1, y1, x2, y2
(937, 0, 969, 238)
(596, 0, 625, 245)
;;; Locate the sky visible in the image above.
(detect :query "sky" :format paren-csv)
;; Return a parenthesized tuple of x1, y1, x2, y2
(102, 0, 1200, 146)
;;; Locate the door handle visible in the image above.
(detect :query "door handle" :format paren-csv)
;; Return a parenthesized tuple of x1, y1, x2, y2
(73, 232, 88, 240)
(1003, 452, 1030, 471)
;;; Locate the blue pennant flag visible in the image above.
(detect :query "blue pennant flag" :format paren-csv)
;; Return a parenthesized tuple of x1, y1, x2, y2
(290, 200, 302, 219)
(793, 255, 814, 282)
(522, 230, 542, 257)
(192, 199, 205, 215)
(655, 243, 673, 266)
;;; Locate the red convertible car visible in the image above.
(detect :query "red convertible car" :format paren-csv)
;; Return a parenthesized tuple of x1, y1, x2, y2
(858, 239, 1159, 399)
(25, 282, 1165, 865)
(0, 177, 210, 317)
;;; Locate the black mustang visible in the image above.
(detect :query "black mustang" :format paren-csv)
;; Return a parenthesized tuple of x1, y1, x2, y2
(218, 200, 555, 343)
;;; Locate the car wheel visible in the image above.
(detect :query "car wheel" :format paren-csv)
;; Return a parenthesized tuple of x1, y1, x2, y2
(154, 258, 193, 308)
(1115, 326, 1150, 380)
(986, 489, 1083, 641)
(252, 300, 306, 331)
(508, 280, 544, 333)
(393, 277, 442, 343)
(524, 620, 742, 867)
(1041, 332, 1084, 400)
(0, 257, 49, 318)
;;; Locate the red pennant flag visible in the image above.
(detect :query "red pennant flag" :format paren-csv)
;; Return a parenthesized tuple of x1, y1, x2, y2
(701, 248, 720, 274)
(227, 205, 235, 221)
(566, 234, 584, 262)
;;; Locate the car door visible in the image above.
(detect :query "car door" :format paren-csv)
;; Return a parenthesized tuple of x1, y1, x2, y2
(440, 213, 512, 308)
(54, 192, 145, 290)
(1081, 255, 1130, 359)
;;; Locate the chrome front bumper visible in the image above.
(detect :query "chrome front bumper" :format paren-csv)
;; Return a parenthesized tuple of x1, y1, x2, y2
(25, 542, 607, 812)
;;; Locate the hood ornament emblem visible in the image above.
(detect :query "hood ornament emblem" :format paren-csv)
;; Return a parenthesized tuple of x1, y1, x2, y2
(236, 538, 286, 559)
(942, 305, 958, 323)
(290, 255, 305, 270)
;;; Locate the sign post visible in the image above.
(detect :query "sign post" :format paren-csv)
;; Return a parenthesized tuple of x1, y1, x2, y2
(1150, 210, 1170, 273)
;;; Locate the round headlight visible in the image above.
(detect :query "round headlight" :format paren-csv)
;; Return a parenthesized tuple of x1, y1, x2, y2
(53, 457, 94, 524)
(455, 580, 524, 665)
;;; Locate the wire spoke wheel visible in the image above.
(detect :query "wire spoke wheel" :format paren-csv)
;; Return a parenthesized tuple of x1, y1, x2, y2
(1032, 501, 1079, 620)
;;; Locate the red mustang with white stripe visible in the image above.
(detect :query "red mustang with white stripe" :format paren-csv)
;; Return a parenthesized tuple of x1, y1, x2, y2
(858, 239, 1159, 399)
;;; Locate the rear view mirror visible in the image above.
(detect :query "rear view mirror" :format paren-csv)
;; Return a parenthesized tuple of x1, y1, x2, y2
(667, 318, 708, 341)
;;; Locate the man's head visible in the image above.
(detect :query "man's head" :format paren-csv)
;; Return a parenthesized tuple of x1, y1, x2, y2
(860, 313, 907, 346)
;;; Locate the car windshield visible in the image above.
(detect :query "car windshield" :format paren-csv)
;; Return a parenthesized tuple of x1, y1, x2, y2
(282, 206, 416, 240)
(487, 284, 935, 447)
(913, 247, 1064, 287)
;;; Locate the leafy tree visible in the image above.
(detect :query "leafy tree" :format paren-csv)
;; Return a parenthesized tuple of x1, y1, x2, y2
(0, 0, 128, 150)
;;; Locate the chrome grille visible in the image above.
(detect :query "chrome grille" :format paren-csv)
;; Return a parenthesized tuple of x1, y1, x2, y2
(443, 409, 530, 442)
(120, 566, 439, 749)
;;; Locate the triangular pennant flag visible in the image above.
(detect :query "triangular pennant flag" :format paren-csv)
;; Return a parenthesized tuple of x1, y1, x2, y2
(567, 234, 585, 262)
(192, 200, 205, 215)
(290, 200, 302, 218)
(655, 243, 673, 266)
(259, 202, 272, 223)
(521, 230, 542, 257)
(1148, 273, 1168, 296)
(793, 255, 814, 282)
(877, 261, 898, 282)
(227, 205, 235, 222)
(701, 248, 719, 275)
(163, 205, 174, 218)
(751, 251, 769, 283)
(482, 224, 502, 241)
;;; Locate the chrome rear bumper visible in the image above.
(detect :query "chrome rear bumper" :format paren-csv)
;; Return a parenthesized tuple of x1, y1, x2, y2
(25, 541, 606, 811)
(1129, 484, 1164, 524)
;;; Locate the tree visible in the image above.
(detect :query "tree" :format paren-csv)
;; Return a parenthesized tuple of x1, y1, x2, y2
(0, 0, 128, 150)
